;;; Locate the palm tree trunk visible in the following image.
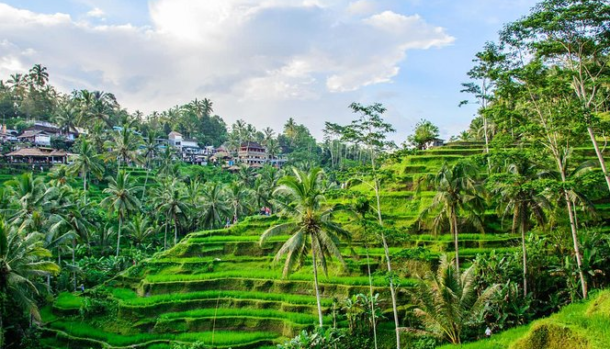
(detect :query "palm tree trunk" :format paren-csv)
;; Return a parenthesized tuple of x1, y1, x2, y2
(365, 245, 378, 349)
(83, 170, 87, 192)
(141, 164, 150, 202)
(587, 126, 610, 194)
(451, 208, 460, 271)
(173, 216, 178, 246)
(520, 211, 528, 297)
(164, 222, 168, 250)
(311, 248, 324, 328)
(72, 238, 77, 292)
(116, 215, 122, 257)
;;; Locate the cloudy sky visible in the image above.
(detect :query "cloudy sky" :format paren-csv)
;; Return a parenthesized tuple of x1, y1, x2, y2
(0, 0, 538, 141)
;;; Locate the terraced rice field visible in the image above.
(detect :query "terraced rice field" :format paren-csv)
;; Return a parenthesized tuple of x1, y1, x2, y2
(40, 142, 609, 348)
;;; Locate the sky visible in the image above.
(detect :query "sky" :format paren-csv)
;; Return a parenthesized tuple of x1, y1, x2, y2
(0, 0, 539, 142)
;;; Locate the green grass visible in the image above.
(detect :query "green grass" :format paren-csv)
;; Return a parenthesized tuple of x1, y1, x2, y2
(48, 321, 278, 347)
(143, 269, 414, 287)
(438, 290, 610, 349)
(53, 292, 85, 310)
(111, 288, 334, 307)
(158, 307, 330, 325)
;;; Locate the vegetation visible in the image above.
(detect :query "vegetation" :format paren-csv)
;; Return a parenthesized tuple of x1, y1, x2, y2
(0, 1, 609, 348)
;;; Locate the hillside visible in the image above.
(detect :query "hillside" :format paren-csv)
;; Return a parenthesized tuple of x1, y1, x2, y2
(38, 142, 610, 349)
(438, 290, 610, 349)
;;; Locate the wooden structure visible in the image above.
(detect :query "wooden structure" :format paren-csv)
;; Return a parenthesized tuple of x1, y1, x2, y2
(5, 147, 69, 164)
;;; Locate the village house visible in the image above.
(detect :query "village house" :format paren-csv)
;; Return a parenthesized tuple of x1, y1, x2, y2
(238, 142, 268, 168)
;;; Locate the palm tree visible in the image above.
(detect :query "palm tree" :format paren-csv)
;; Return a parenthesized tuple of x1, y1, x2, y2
(284, 117, 298, 145)
(101, 171, 141, 257)
(77, 90, 117, 128)
(54, 102, 79, 136)
(106, 124, 142, 170)
(411, 255, 499, 345)
(126, 214, 155, 248)
(226, 181, 252, 222)
(28, 64, 49, 88)
(487, 153, 549, 296)
(154, 178, 190, 248)
(68, 138, 104, 193)
(140, 132, 159, 201)
(5, 173, 54, 231)
(200, 183, 230, 229)
(0, 220, 59, 346)
(260, 168, 350, 328)
(418, 160, 485, 271)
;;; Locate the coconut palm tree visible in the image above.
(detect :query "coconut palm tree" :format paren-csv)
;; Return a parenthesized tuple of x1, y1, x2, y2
(487, 153, 550, 296)
(154, 178, 190, 248)
(200, 182, 230, 229)
(68, 138, 104, 193)
(28, 64, 49, 88)
(126, 214, 155, 248)
(260, 167, 350, 328)
(4, 173, 55, 231)
(101, 171, 141, 257)
(226, 181, 252, 222)
(418, 160, 485, 271)
(106, 124, 142, 170)
(140, 132, 159, 201)
(0, 220, 60, 347)
(411, 255, 499, 345)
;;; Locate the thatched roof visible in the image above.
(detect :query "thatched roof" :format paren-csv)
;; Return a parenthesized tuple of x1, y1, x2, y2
(6, 148, 68, 157)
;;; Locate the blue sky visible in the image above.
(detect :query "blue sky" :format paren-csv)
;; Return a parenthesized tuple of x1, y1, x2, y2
(0, 0, 538, 141)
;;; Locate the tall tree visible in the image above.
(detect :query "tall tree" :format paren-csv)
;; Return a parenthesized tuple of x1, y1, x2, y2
(68, 139, 104, 193)
(502, 0, 610, 193)
(260, 168, 350, 328)
(418, 160, 485, 271)
(486, 152, 550, 296)
(101, 171, 141, 257)
(343, 102, 402, 349)
(0, 220, 59, 347)
(460, 42, 507, 153)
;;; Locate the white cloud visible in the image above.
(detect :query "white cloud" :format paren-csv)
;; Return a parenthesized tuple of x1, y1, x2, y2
(86, 7, 105, 18)
(0, 1, 454, 135)
(347, 0, 376, 15)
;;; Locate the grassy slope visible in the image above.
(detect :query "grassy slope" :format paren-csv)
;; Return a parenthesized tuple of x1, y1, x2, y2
(40, 142, 610, 349)
(438, 290, 610, 349)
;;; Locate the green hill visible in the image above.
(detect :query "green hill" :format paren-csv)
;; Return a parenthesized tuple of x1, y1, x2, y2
(438, 290, 610, 349)
(38, 142, 609, 349)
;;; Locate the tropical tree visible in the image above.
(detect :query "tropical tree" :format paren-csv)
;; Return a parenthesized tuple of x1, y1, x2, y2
(260, 168, 350, 328)
(226, 181, 252, 222)
(68, 138, 104, 193)
(418, 160, 485, 271)
(407, 119, 441, 150)
(4, 173, 55, 231)
(486, 152, 550, 296)
(502, 0, 610, 193)
(106, 124, 142, 170)
(126, 214, 155, 248)
(0, 220, 59, 347)
(343, 102, 401, 349)
(28, 64, 49, 88)
(154, 178, 190, 247)
(411, 255, 499, 344)
(101, 171, 141, 257)
(200, 183, 230, 229)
